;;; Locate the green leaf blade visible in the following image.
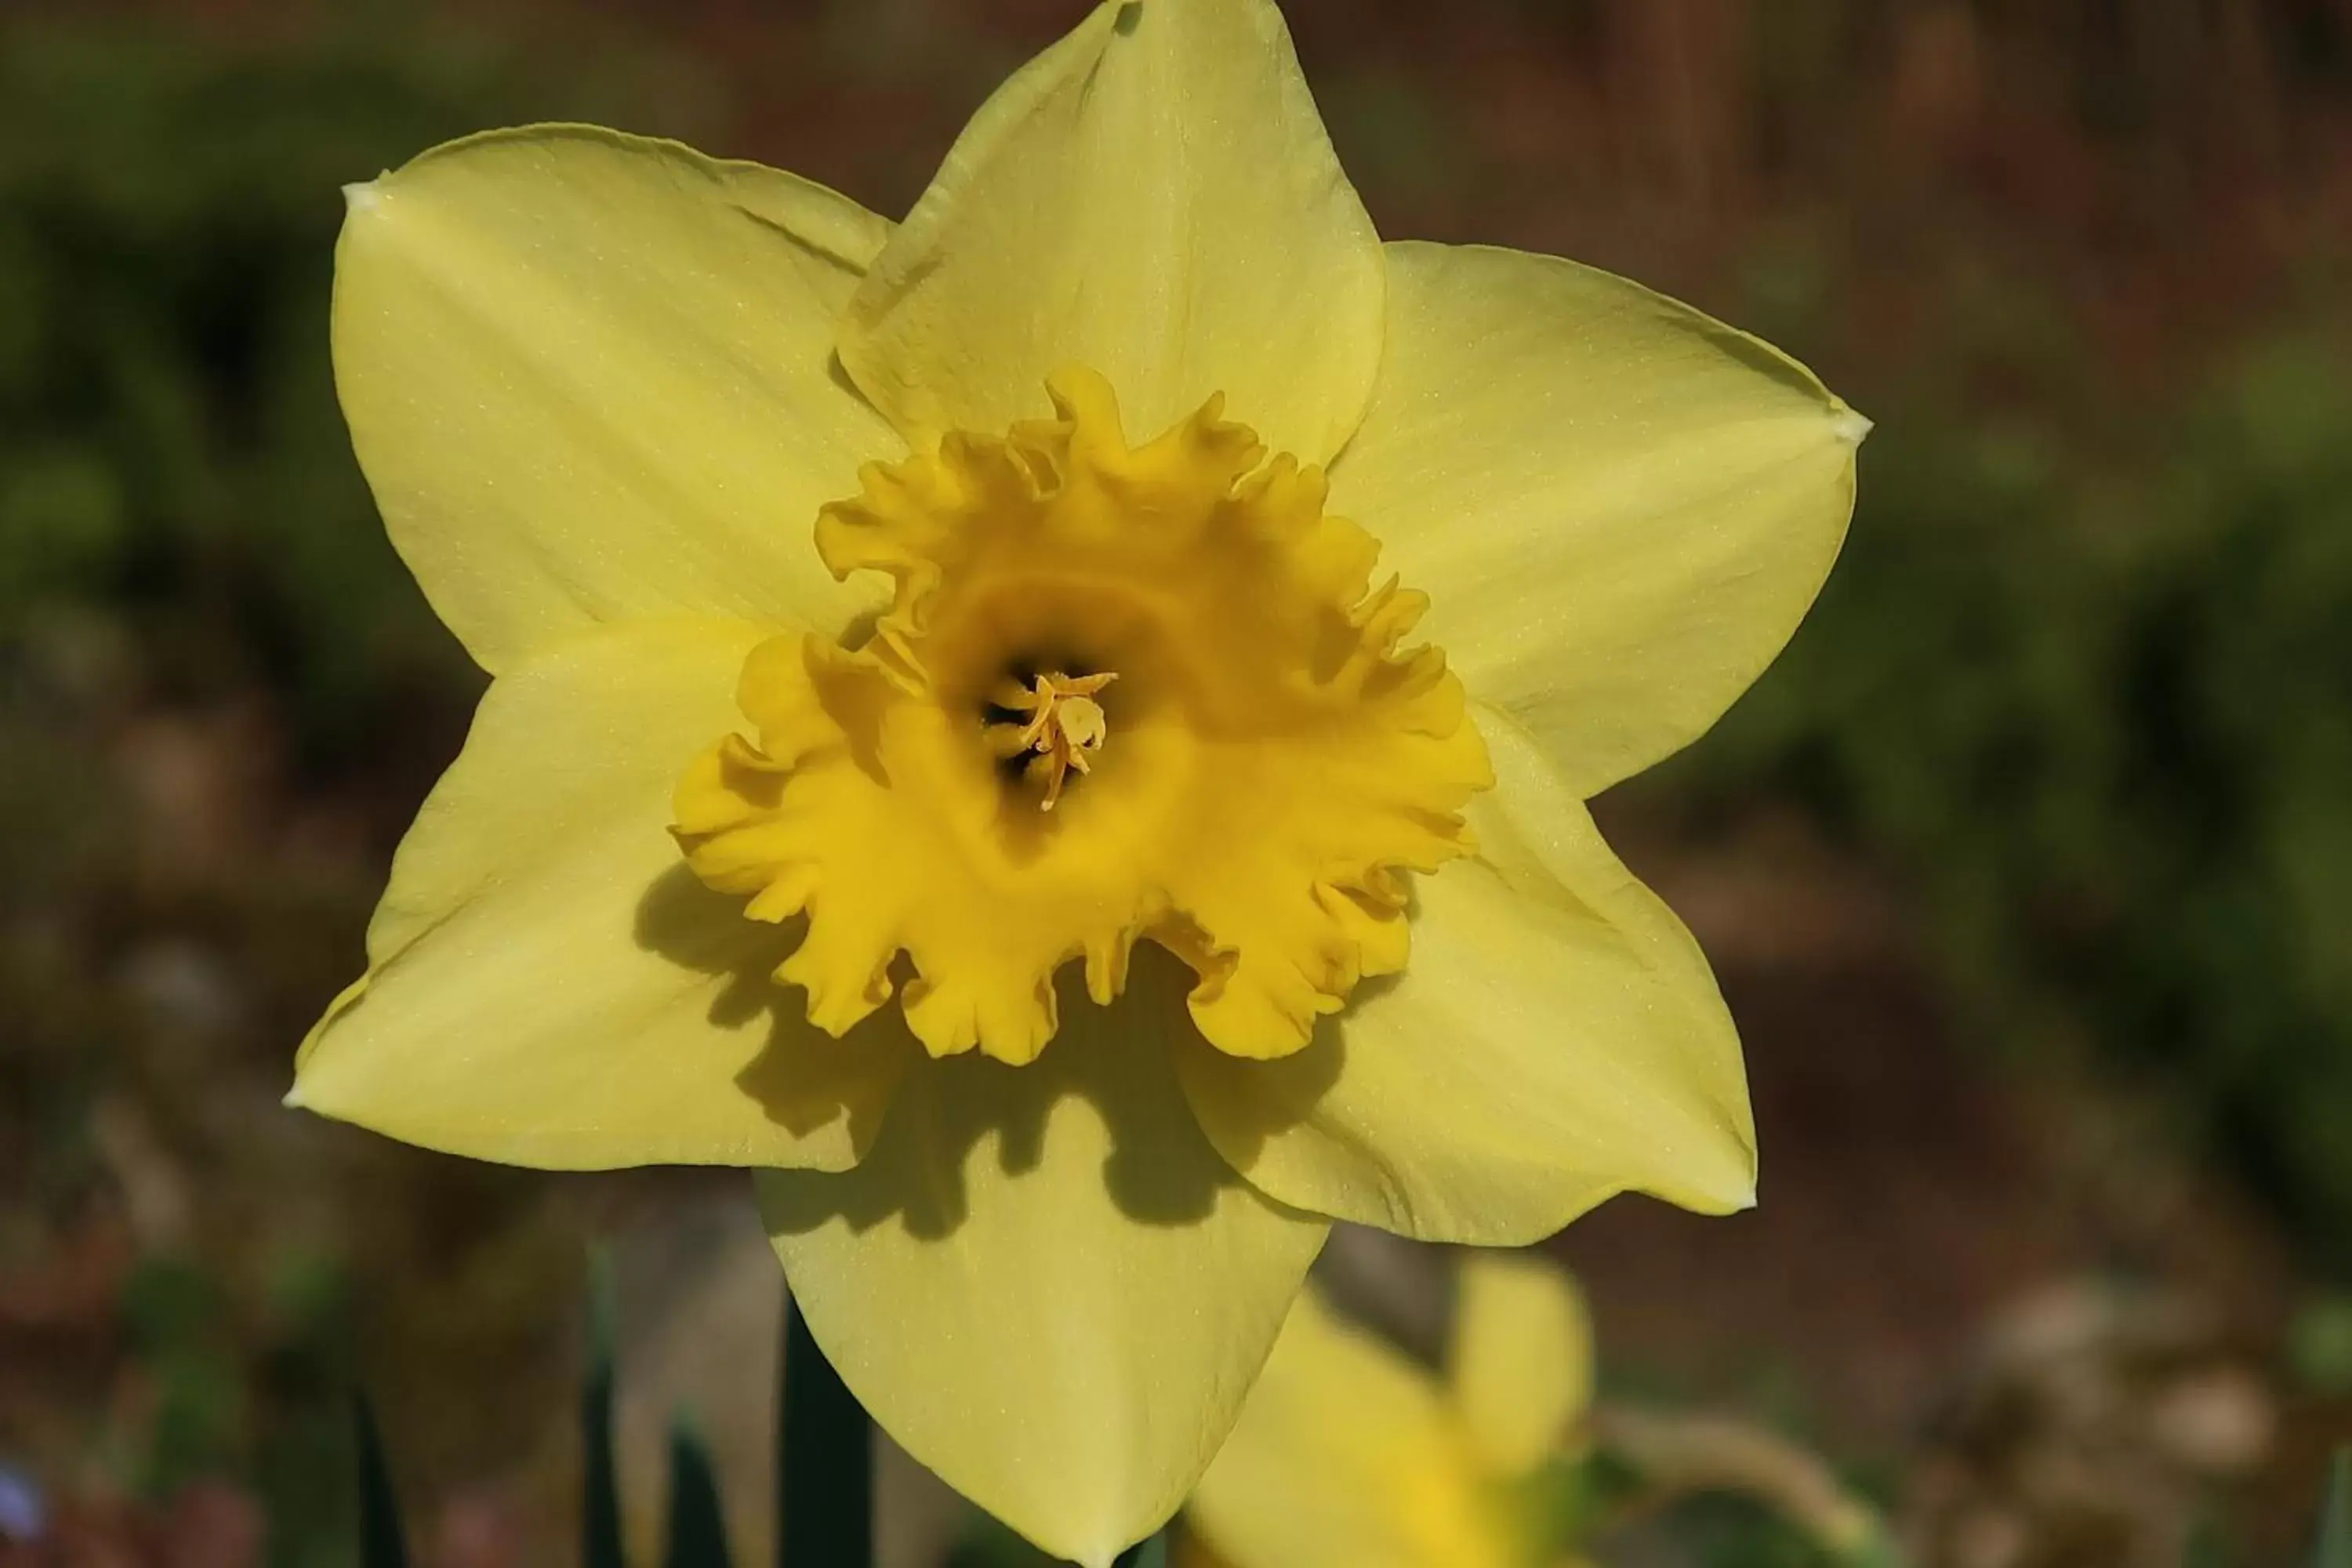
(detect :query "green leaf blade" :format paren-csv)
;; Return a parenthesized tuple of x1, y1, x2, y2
(585, 1249, 624, 1568)
(2314, 1447, 2352, 1568)
(1110, 1534, 1167, 1568)
(779, 1292, 872, 1567)
(664, 1418, 734, 1568)
(353, 1394, 408, 1568)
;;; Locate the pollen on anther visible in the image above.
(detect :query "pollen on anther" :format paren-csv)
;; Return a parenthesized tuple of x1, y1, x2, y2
(993, 670, 1118, 811)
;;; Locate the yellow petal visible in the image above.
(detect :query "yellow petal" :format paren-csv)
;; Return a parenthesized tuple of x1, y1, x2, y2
(1189, 1287, 1515, 1568)
(1327, 241, 1864, 798)
(838, 0, 1384, 466)
(289, 619, 913, 1170)
(1448, 1253, 1593, 1476)
(757, 952, 1327, 1568)
(1176, 705, 1757, 1243)
(335, 125, 901, 673)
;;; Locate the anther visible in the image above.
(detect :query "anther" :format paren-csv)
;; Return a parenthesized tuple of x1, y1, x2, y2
(990, 671, 1117, 811)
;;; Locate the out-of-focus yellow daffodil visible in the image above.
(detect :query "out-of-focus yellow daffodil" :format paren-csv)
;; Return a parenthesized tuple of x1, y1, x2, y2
(285, 0, 1864, 1557)
(1186, 1254, 1891, 1568)
(1188, 1254, 1597, 1568)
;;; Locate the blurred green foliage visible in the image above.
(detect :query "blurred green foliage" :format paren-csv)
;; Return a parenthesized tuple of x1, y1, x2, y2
(2292, 1295, 2352, 1396)
(0, 14, 487, 734)
(1678, 326, 2352, 1269)
(0, 9, 706, 731)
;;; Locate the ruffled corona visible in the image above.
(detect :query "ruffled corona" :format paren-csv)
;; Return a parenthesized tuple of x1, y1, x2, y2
(672, 367, 1491, 1065)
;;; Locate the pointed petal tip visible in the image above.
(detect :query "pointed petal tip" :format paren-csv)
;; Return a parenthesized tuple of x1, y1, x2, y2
(1832, 405, 1874, 447)
(342, 179, 387, 218)
(1074, 1518, 1172, 1568)
(837, 0, 1383, 464)
(1708, 1146, 1760, 1214)
(1671, 1134, 1759, 1218)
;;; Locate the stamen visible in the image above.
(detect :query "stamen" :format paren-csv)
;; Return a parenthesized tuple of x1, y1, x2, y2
(673, 368, 1491, 1064)
(991, 671, 1118, 811)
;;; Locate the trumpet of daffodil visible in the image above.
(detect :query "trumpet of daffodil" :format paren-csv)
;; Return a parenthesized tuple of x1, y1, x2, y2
(286, 0, 1865, 1559)
(1186, 1254, 1599, 1568)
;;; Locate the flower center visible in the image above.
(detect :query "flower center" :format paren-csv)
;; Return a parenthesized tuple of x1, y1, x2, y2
(670, 367, 1492, 1065)
(991, 670, 1118, 811)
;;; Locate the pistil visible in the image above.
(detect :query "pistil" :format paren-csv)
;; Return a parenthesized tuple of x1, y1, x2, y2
(993, 671, 1119, 810)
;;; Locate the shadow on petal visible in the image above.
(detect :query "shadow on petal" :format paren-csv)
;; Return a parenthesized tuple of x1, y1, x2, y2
(750, 951, 1334, 1568)
(754, 944, 1336, 1243)
(634, 863, 916, 1160)
(1168, 976, 1377, 1172)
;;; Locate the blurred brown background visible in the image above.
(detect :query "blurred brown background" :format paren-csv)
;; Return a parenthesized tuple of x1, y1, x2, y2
(3, 1, 2351, 1565)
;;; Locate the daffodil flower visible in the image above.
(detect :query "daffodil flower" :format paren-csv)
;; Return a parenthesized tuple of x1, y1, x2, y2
(1187, 1254, 1598, 1568)
(285, 0, 1864, 1559)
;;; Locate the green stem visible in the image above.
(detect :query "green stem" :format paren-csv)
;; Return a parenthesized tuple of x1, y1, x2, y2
(1111, 1533, 1169, 1568)
(778, 1292, 873, 1566)
(584, 1251, 623, 1568)
(664, 1419, 735, 1568)
(353, 1395, 408, 1568)
(2314, 1446, 2352, 1568)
